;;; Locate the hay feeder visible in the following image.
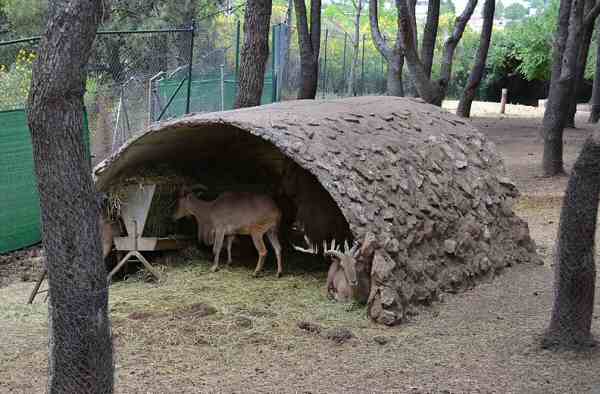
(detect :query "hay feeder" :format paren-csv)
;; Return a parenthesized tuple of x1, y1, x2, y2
(105, 172, 195, 281)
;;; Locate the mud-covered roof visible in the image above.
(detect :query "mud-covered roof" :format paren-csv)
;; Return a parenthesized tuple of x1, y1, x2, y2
(94, 96, 535, 325)
(94, 96, 491, 238)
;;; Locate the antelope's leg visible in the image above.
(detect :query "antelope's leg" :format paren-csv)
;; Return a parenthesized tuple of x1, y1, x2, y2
(266, 227, 283, 277)
(211, 229, 226, 272)
(250, 232, 267, 277)
(226, 235, 234, 265)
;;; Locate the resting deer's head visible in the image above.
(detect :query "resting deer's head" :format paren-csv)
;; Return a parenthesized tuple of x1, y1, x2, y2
(324, 239, 360, 287)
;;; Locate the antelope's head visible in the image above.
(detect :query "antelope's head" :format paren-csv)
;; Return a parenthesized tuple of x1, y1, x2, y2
(172, 184, 208, 220)
(324, 239, 360, 287)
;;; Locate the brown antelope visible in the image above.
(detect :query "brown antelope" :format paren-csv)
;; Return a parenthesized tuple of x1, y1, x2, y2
(172, 186, 284, 277)
(324, 240, 361, 302)
(297, 234, 375, 304)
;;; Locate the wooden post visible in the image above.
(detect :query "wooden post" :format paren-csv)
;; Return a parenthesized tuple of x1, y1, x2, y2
(500, 88, 508, 114)
(27, 265, 47, 304)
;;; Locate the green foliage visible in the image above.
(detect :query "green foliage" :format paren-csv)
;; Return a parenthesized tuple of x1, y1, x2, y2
(440, 0, 456, 15)
(585, 38, 598, 80)
(508, 18, 553, 79)
(2, 0, 47, 37)
(495, 0, 505, 19)
(504, 3, 528, 20)
(471, 0, 557, 93)
(0, 49, 34, 110)
(525, 0, 546, 14)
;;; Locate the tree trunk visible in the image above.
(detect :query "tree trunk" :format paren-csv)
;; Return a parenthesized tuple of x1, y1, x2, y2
(347, 0, 363, 96)
(397, 0, 477, 106)
(420, 0, 440, 78)
(542, 0, 584, 176)
(347, 40, 360, 96)
(457, 0, 495, 118)
(387, 53, 404, 96)
(369, 0, 404, 96)
(409, 0, 419, 45)
(280, 0, 294, 92)
(235, 0, 273, 108)
(437, 0, 479, 101)
(27, 1, 114, 392)
(565, 4, 595, 128)
(589, 22, 600, 123)
(294, 0, 321, 99)
(542, 133, 600, 350)
(397, 0, 442, 104)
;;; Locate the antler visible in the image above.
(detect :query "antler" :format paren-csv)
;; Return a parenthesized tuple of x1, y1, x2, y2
(347, 240, 360, 258)
(325, 239, 359, 260)
(191, 183, 208, 191)
(292, 235, 320, 254)
(323, 239, 345, 259)
(293, 237, 360, 258)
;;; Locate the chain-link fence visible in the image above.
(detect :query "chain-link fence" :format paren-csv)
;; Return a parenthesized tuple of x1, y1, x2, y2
(0, 20, 279, 165)
(274, 24, 388, 100)
(0, 18, 393, 168)
(0, 17, 392, 255)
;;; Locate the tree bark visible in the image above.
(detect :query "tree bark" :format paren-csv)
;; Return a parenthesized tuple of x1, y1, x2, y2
(370, 0, 404, 96)
(397, 0, 442, 104)
(565, 0, 595, 128)
(397, 0, 477, 105)
(590, 24, 600, 123)
(27, 0, 114, 393)
(280, 0, 294, 92)
(369, 0, 392, 59)
(437, 0, 478, 100)
(347, 0, 363, 96)
(387, 53, 405, 96)
(294, 0, 321, 99)
(542, 133, 600, 350)
(457, 0, 495, 118)
(420, 0, 440, 78)
(235, 0, 273, 108)
(542, 0, 584, 176)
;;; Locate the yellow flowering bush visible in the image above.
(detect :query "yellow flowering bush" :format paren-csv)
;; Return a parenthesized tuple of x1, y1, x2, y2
(0, 49, 36, 110)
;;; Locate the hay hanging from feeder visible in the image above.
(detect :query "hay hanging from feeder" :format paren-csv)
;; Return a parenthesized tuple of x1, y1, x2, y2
(106, 164, 199, 237)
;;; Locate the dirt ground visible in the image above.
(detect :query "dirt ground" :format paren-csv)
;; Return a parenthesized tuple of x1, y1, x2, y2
(1, 101, 600, 394)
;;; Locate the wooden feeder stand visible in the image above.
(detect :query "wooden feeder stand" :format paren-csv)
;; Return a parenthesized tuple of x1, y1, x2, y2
(28, 183, 191, 303)
(107, 183, 190, 281)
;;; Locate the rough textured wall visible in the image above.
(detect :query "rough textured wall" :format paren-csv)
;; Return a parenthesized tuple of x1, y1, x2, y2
(95, 96, 538, 325)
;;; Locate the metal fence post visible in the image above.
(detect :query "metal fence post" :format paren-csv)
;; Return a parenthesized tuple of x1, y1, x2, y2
(361, 34, 366, 95)
(185, 20, 196, 114)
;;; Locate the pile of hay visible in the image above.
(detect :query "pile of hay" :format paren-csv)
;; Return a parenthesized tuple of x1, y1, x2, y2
(105, 164, 198, 237)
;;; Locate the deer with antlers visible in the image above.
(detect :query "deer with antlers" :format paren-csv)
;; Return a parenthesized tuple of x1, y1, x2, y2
(295, 234, 375, 303)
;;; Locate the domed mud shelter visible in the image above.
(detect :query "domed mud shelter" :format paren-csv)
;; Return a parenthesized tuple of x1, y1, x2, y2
(94, 96, 538, 325)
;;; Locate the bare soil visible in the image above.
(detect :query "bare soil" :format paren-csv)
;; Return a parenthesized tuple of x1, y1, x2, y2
(1, 102, 600, 394)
